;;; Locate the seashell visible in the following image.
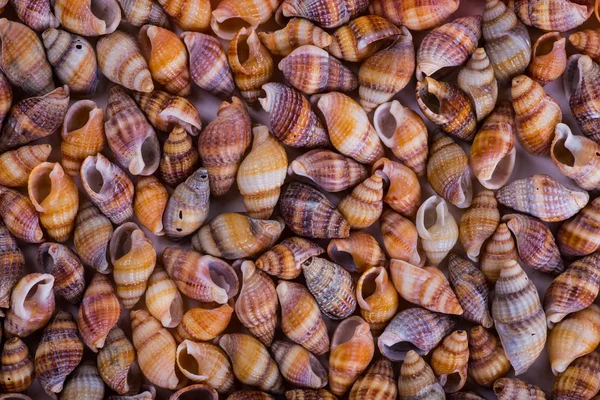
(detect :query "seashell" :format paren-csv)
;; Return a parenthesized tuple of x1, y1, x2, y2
(448, 255, 493, 327)
(41, 29, 99, 96)
(457, 48, 498, 121)
(61, 361, 105, 400)
(467, 325, 511, 387)
(356, 267, 398, 334)
(228, 27, 273, 105)
(0, 145, 51, 188)
(368, 0, 459, 31)
(175, 341, 234, 393)
(38, 242, 84, 304)
(131, 309, 185, 390)
(492, 260, 547, 375)
(163, 168, 210, 239)
(430, 330, 469, 393)
(552, 123, 600, 191)
(0, 395, 34, 400)
(328, 231, 387, 273)
(145, 267, 183, 329)
(279, 182, 350, 239)
(397, 350, 445, 400)
(0, 86, 69, 152)
(0, 19, 53, 96)
(514, 0, 593, 32)
(73, 200, 113, 274)
(162, 247, 239, 304)
(480, 222, 518, 284)
(255, 237, 324, 280)
(569, 29, 600, 63)
(277, 281, 329, 355)
(544, 250, 600, 327)
(134, 176, 168, 236)
(313, 92, 383, 164)
(349, 359, 396, 400)
(235, 261, 278, 346)
(0, 70, 11, 124)
(0, 337, 34, 393)
(284, 389, 336, 400)
(10, 0, 58, 31)
(493, 378, 546, 400)
(3, 273, 54, 338)
(259, 18, 331, 56)
(372, 157, 421, 218)
(107, 385, 156, 400)
(372, 100, 427, 176)
(416, 15, 481, 81)
(380, 209, 423, 266)
(198, 97, 251, 196)
(288, 149, 368, 192)
(173, 302, 234, 342)
(28, 162, 78, 242)
(34, 311, 83, 399)
(459, 190, 500, 261)
(512, 74, 562, 154)
(139, 25, 191, 96)
(553, 351, 600, 400)
(96, 30, 154, 93)
(157, 0, 210, 31)
(211, 0, 280, 40)
(0, 186, 43, 243)
(565, 54, 600, 144)
(219, 333, 284, 394)
(117, 0, 171, 27)
(169, 385, 218, 400)
(276, 0, 369, 28)
(229, 391, 276, 400)
(378, 307, 458, 361)
(271, 340, 328, 389)
(159, 128, 199, 187)
(337, 172, 384, 229)
(482, 0, 531, 85)
(528, 32, 567, 86)
(97, 327, 142, 395)
(415, 78, 477, 141)
(132, 90, 202, 136)
(415, 195, 459, 266)
(0, 222, 24, 310)
(279, 45, 357, 95)
(181, 32, 234, 100)
(54, 0, 121, 36)
(80, 153, 134, 225)
(558, 197, 600, 257)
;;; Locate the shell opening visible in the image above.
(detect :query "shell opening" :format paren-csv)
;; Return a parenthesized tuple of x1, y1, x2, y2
(215, 18, 252, 39)
(327, 244, 358, 273)
(209, 267, 231, 293)
(332, 317, 361, 347)
(374, 102, 397, 141)
(83, 160, 106, 194)
(65, 102, 94, 132)
(90, 0, 120, 33)
(553, 133, 576, 167)
(177, 347, 202, 378)
(235, 33, 251, 64)
(382, 341, 420, 360)
(39, 246, 55, 272)
(443, 371, 463, 391)
(140, 135, 160, 172)
(360, 272, 378, 299)
(418, 82, 441, 115)
(30, 169, 52, 207)
(112, 225, 134, 260)
(535, 34, 561, 57)
(484, 148, 516, 188)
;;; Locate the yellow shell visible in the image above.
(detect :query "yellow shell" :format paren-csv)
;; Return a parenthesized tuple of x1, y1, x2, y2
(459, 190, 500, 261)
(258, 18, 332, 56)
(416, 195, 459, 266)
(528, 31, 567, 85)
(457, 48, 498, 122)
(368, 0, 459, 31)
(380, 209, 424, 267)
(0, 144, 51, 187)
(0, 186, 43, 243)
(373, 157, 421, 218)
(271, 340, 328, 389)
(276, 0, 370, 29)
(569, 28, 600, 63)
(54, 0, 121, 36)
(97, 327, 141, 395)
(337, 172, 384, 230)
(349, 358, 396, 400)
(145, 267, 183, 329)
(430, 330, 469, 393)
(356, 267, 398, 334)
(468, 325, 511, 387)
(73, 200, 113, 274)
(211, 0, 280, 40)
(0, 337, 34, 393)
(157, 0, 211, 31)
(397, 350, 445, 399)
(134, 175, 168, 236)
(176, 341, 234, 393)
(328, 231, 387, 273)
(494, 378, 546, 400)
(479, 222, 517, 284)
(557, 197, 600, 257)
(551, 351, 600, 399)
(116, 0, 171, 27)
(173, 302, 234, 342)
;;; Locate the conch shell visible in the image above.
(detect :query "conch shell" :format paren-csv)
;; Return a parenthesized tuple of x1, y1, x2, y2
(53, 0, 121, 36)
(258, 18, 332, 56)
(145, 267, 183, 328)
(513, 0, 593, 32)
(271, 340, 327, 389)
(3, 273, 54, 338)
(468, 326, 511, 387)
(10, 0, 59, 31)
(459, 189, 500, 261)
(457, 48, 498, 121)
(37, 242, 85, 305)
(528, 31, 567, 85)
(397, 350, 445, 400)
(356, 267, 398, 334)
(380, 209, 424, 267)
(557, 197, 600, 257)
(368, 0, 459, 31)
(0, 337, 34, 393)
(416, 195, 458, 266)
(276, 0, 370, 29)
(328, 231, 387, 273)
(132, 90, 202, 136)
(430, 330, 469, 393)
(211, 0, 280, 40)
(337, 172, 384, 230)
(175, 341, 234, 393)
(569, 28, 600, 63)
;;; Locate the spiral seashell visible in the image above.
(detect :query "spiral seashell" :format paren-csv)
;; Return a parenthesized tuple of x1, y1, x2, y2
(457, 48, 497, 122)
(337, 172, 384, 229)
(378, 307, 458, 361)
(132, 90, 202, 136)
(527, 32, 567, 86)
(0, 19, 53, 96)
(558, 197, 600, 257)
(139, 25, 191, 96)
(0, 186, 43, 243)
(3, 273, 54, 338)
(255, 237, 324, 280)
(117, 0, 170, 27)
(163, 168, 210, 239)
(145, 267, 183, 328)
(356, 267, 398, 335)
(61, 361, 105, 400)
(373, 157, 421, 218)
(228, 27, 273, 105)
(277, 281, 329, 355)
(0, 145, 51, 187)
(368, 0, 459, 31)
(229, 391, 276, 400)
(271, 340, 327, 389)
(459, 190, 500, 261)
(448, 254, 492, 328)
(380, 209, 423, 266)
(276, 0, 369, 28)
(0, 337, 33, 393)
(107, 385, 155, 400)
(569, 29, 600, 62)
(54, 0, 121, 36)
(279, 46, 356, 96)
(0, 222, 24, 311)
(173, 302, 234, 342)
(0, 69, 10, 123)
(235, 261, 278, 346)
(480, 223, 517, 284)
(398, 351, 445, 400)
(9, 0, 58, 31)
(158, 130, 198, 188)
(175, 341, 234, 393)
(553, 350, 600, 399)
(552, 124, 600, 191)
(284, 389, 336, 400)
(494, 378, 546, 400)
(514, 0, 593, 32)
(97, 327, 142, 395)
(37, 242, 84, 305)
(348, 359, 396, 400)
(97, 31, 154, 93)
(237, 125, 287, 219)
(134, 176, 167, 236)
(415, 195, 459, 266)
(430, 330, 469, 393)
(211, 0, 279, 40)
(157, 0, 210, 31)
(328, 231, 387, 273)
(219, 333, 284, 394)
(259, 18, 331, 56)
(74, 200, 113, 274)
(468, 325, 511, 387)
(565, 55, 600, 144)
(0, 86, 69, 152)
(162, 247, 239, 304)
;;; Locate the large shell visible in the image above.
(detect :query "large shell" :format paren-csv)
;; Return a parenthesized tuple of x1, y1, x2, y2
(468, 325, 511, 387)
(416, 195, 459, 266)
(565, 55, 600, 144)
(271, 340, 328, 389)
(552, 123, 600, 191)
(159, 128, 199, 187)
(569, 28, 600, 63)
(173, 302, 233, 342)
(492, 260, 547, 375)
(337, 172, 384, 229)
(430, 330, 469, 393)
(514, 0, 593, 32)
(528, 32, 567, 85)
(145, 267, 183, 328)
(54, 0, 121, 36)
(259, 18, 332, 56)
(284, 389, 336, 400)
(97, 327, 141, 395)
(493, 378, 546, 400)
(349, 358, 396, 400)
(459, 190, 500, 261)
(480, 222, 518, 284)
(373, 157, 421, 218)
(38, 242, 84, 304)
(368, 0, 459, 30)
(61, 362, 105, 400)
(276, 0, 370, 29)
(255, 237, 324, 280)
(211, 0, 280, 40)
(117, 0, 170, 27)
(176, 341, 234, 393)
(0, 186, 43, 243)
(10, 0, 58, 31)
(157, 0, 210, 31)
(457, 48, 498, 121)
(397, 351, 445, 400)
(356, 267, 398, 334)
(134, 176, 167, 236)
(74, 200, 113, 274)
(0, 145, 51, 187)
(380, 209, 423, 266)
(328, 231, 387, 273)
(132, 90, 202, 136)
(0, 337, 34, 393)
(558, 197, 600, 257)
(553, 351, 600, 399)
(0, 222, 24, 310)
(4, 273, 54, 338)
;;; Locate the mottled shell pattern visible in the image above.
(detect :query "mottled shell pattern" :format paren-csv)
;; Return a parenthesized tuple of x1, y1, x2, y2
(513, 0, 593, 32)
(159, 127, 199, 187)
(60, 361, 105, 400)
(356, 267, 398, 334)
(276, 0, 370, 29)
(117, 0, 171, 27)
(175, 340, 234, 393)
(10, 0, 59, 32)
(145, 266, 183, 328)
(565, 54, 600, 144)
(0, 221, 24, 310)
(211, 0, 280, 40)
(493, 378, 546, 400)
(0, 186, 44, 243)
(74, 200, 113, 274)
(468, 325, 511, 387)
(380, 209, 424, 267)
(552, 350, 600, 400)
(53, 0, 121, 36)
(373, 157, 421, 218)
(97, 327, 141, 395)
(132, 90, 202, 136)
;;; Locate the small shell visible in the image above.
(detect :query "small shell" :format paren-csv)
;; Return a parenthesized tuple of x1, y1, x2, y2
(277, 281, 330, 355)
(459, 190, 500, 261)
(117, 0, 171, 27)
(514, 0, 593, 32)
(54, 0, 121, 36)
(415, 195, 459, 267)
(356, 267, 398, 334)
(61, 362, 105, 400)
(163, 168, 210, 239)
(569, 29, 600, 63)
(97, 327, 142, 395)
(468, 325, 511, 387)
(78, 273, 121, 352)
(512, 74, 562, 155)
(480, 222, 518, 284)
(368, 0, 459, 31)
(0, 337, 34, 393)
(349, 359, 396, 400)
(259, 18, 332, 56)
(397, 350, 445, 400)
(175, 341, 234, 393)
(132, 90, 202, 136)
(228, 27, 273, 105)
(450, 393, 487, 400)
(158, 0, 210, 31)
(162, 247, 239, 304)
(0, 222, 24, 310)
(372, 100, 428, 177)
(0, 70, 11, 126)
(276, 0, 370, 29)
(198, 97, 251, 196)
(0, 145, 51, 188)
(10, 0, 58, 31)
(173, 303, 234, 342)
(457, 48, 498, 121)
(416, 77, 477, 141)
(211, 0, 280, 40)
(0, 186, 43, 243)
(380, 209, 423, 267)
(565, 55, 600, 144)
(552, 123, 600, 191)
(107, 385, 155, 400)
(492, 260, 547, 375)
(219, 333, 284, 394)
(4, 273, 54, 338)
(552, 351, 600, 399)
(181, 32, 234, 100)
(271, 340, 328, 389)
(159, 128, 199, 187)
(139, 25, 191, 96)
(328, 231, 387, 273)
(494, 378, 546, 400)
(74, 200, 113, 274)
(279, 45, 356, 95)
(230, 391, 276, 400)
(284, 389, 336, 400)
(372, 157, 421, 218)
(337, 172, 384, 229)
(430, 331, 469, 393)
(34, 311, 84, 399)
(377, 307, 457, 362)
(38, 242, 84, 304)
(255, 237, 324, 280)
(557, 197, 600, 257)
(134, 176, 167, 236)
(528, 32, 567, 85)
(145, 267, 183, 329)
(96, 30, 154, 93)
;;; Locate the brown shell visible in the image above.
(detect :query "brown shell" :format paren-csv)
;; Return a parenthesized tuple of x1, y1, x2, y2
(513, 0, 593, 32)
(10, 0, 59, 31)
(348, 358, 396, 400)
(53, 0, 121, 36)
(569, 29, 600, 63)
(459, 189, 500, 261)
(551, 350, 600, 399)
(457, 48, 498, 122)
(175, 341, 234, 393)
(0, 222, 24, 310)
(97, 327, 142, 395)
(258, 18, 332, 56)
(430, 330, 469, 393)
(271, 340, 328, 389)
(74, 200, 113, 274)
(372, 157, 421, 219)
(0, 337, 34, 393)
(157, 0, 211, 31)
(276, 0, 370, 29)
(565, 55, 600, 145)
(145, 266, 183, 328)
(494, 378, 546, 400)
(134, 176, 168, 236)
(4, 273, 55, 338)
(480, 222, 518, 284)
(337, 172, 384, 230)
(0, 186, 43, 243)
(397, 350, 445, 399)
(368, 0, 459, 31)
(328, 231, 387, 273)
(211, 0, 280, 40)
(173, 302, 234, 342)
(0, 144, 51, 187)
(380, 209, 423, 267)
(117, 0, 171, 27)
(255, 237, 324, 280)
(468, 325, 511, 387)
(356, 267, 398, 335)
(160, 127, 199, 187)
(285, 389, 337, 400)
(132, 90, 202, 136)
(558, 197, 600, 257)
(61, 361, 105, 400)
(38, 242, 85, 305)
(528, 32, 567, 85)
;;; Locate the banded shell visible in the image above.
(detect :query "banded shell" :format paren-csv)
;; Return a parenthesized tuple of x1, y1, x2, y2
(97, 327, 141, 395)
(271, 340, 328, 389)
(175, 341, 234, 393)
(514, 0, 593, 32)
(210, 0, 278, 39)
(416, 195, 459, 266)
(557, 197, 600, 257)
(10, 0, 58, 31)
(328, 231, 387, 273)
(569, 29, 600, 63)
(0, 222, 24, 310)
(397, 351, 445, 400)
(552, 351, 600, 399)
(145, 267, 183, 328)
(0, 186, 43, 243)
(230, 391, 275, 400)
(368, 0, 459, 31)
(159, 128, 199, 187)
(157, 0, 211, 31)
(284, 389, 336, 400)
(0, 145, 51, 187)
(4, 273, 54, 338)
(134, 176, 167, 236)
(468, 325, 511, 387)
(494, 378, 546, 400)
(74, 200, 113, 274)
(430, 330, 469, 393)
(380, 209, 424, 266)
(459, 190, 500, 261)
(457, 48, 498, 121)
(255, 237, 324, 280)
(53, 0, 121, 36)
(38, 242, 84, 304)
(117, 0, 171, 27)
(356, 267, 398, 334)
(0, 337, 34, 393)
(349, 359, 396, 400)
(480, 222, 518, 284)
(528, 32, 567, 85)
(132, 90, 202, 136)
(0, 70, 11, 127)
(373, 157, 421, 218)
(173, 302, 234, 342)
(565, 55, 600, 144)
(61, 362, 105, 400)
(337, 172, 384, 229)
(258, 18, 332, 56)
(276, 0, 370, 29)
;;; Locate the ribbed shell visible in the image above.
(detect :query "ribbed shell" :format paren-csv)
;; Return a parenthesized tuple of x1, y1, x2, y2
(0, 186, 43, 243)
(173, 303, 233, 342)
(513, 0, 593, 31)
(468, 325, 511, 387)
(255, 237, 324, 280)
(552, 350, 600, 399)
(569, 29, 600, 63)
(276, 0, 370, 28)
(415, 195, 459, 266)
(349, 359, 396, 400)
(107, 385, 154, 400)
(259, 18, 332, 56)
(175, 341, 234, 393)
(558, 197, 600, 257)
(117, 0, 171, 27)
(38, 242, 84, 304)
(97, 327, 141, 395)
(4, 273, 55, 338)
(0, 70, 11, 127)
(159, 128, 198, 187)
(271, 340, 328, 389)
(53, 0, 121, 36)
(0, 222, 24, 310)
(368, 0, 459, 30)
(145, 267, 182, 329)
(381, 209, 423, 266)
(74, 200, 113, 274)
(132, 90, 202, 136)
(457, 48, 498, 121)
(0, 145, 50, 187)
(459, 190, 500, 261)
(528, 32, 567, 85)
(211, 0, 280, 40)
(493, 378, 546, 400)
(430, 330, 469, 393)
(0, 337, 34, 393)
(373, 157, 421, 218)
(397, 350, 445, 400)
(61, 362, 105, 400)
(480, 222, 518, 284)
(10, 0, 58, 31)
(328, 231, 387, 273)
(134, 176, 167, 236)
(356, 267, 398, 335)
(157, 0, 210, 31)
(565, 55, 600, 144)
(284, 389, 337, 400)
(337, 172, 383, 229)
(230, 391, 276, 400)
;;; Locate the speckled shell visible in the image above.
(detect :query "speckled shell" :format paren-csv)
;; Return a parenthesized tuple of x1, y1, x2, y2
(4, 274, 54, 338)
(492, 260, 547, 375)
(54, 0, 121, 36)
(74, 200, 113, 274)
(134, 176, 167, 236)
(373, 157, 421, 218)
(157, 0, 210, 31)
(175, 341, 234, 393)
(163, 168, 210, 239)
(159, 128, 199, 187)
(480, 222, 518, 284)
(528, 32, 566, 85)
(554, 351, 600, 399)
(356, 267, 398, 334)
(96, 30, 154, 93)
(565, 55, 600, 144)
(42, 29, 98, 96)
(259, 18, 332, 56)
(162, 247, 239, 304)
(38, 242, 84, 304)
(0, 337, 34, 393)
(514, 0, 593, 32)
(468, 325, 511, 387)
(552, 123, 600, 191)
(328, 231, 387, 273)
(279, 45, 357, 95)
(271, 340, 328, 389)
(494, 378, 546, 400)
(277, 281, 330, 355)
(139, 25, 191, 96)
(117, 0, 171, 27)
(397, 350, 445, 400)
(0, 19, 54, 96)
(348, 359, 396, 400)
(97, 327, 141, 395)
(219, 333, 284, 394)
(198, 97, 251, 196)
(133, 90, 202, 136)
(380, 209, 423, 266)
(0, 144, 51, 187)
(0, 186, 43, 243)
(255, 237, 324, 280)
(569, 29, 600, 63)
(145, 267, 183, 328)
(0, 86, 69, 152)
(457, 48, 498, 122)
(9, 0, 58, 31)
(181, 32, 234, 100)
(416, 195, 459, 266)
(558, 197, 600, 257)
(337, 172, 384, 229)
(368, 0, 459, 30)
(416, 78, 477, 141)
(430, 330, 469, 393)
(459, 190, 500, 261)
(173, 302, 233, 342)
(61, 361, 105, 400)
(0, 222, 24, 310)
(284, 389, 337, 400)
(276, 0, 370, 28)
(211, 0, 280, 40)
(378, 307, 457, 362)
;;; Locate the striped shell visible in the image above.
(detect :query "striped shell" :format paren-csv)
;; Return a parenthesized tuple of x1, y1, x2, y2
(373, 157, 421, 218)
(552, 350, 600, 399)
(480, 222, 518, 284)
(175, 341, 234, 393)
(514, 0, 593, 31)
(4, 273, 55, 338)
(157, 0, 211, 31)
(276, 0, 370, 29)
(0, 222, 24, 310)
(10, 0, 59, 31)
(528, 31, 567, 85)
(117, 0, 171, 27)
(397, 350, 445, 400)
(38, 242, 84, 304)
(356, 267, 398, 334)
(459, 190, 500, 261)
(349, 358, 396, 400)
(430, 330, 469, 393)
(97, 327, 141, 395)
(380, 209, 424, 267)
(134, 176, 167, 236)
(61, 362, 105, 400)
(494, 378, 546, 400)
(0, 145, 51, 187)
(173, 302, 233, 342)
(368, 0, 459, 30)
(337, 172, 384, 229)
(0, 186, 43, 243)
(255, 237, 324, 280)
(328, 231, 387, 273)
(53, 0, 121, 36)
(74, 200, 113, 274)
(145, 267, 183, 329)
(271, 340, 328, 389)
(0, 337, 34, 393)
(160, 128, 199, 187)
(565, 55, 600, 144)
(468, 325, 511, 387)
(557, 197, 600, 257)
(569, 29, 600, 63)
(457, 47, 498, 122)
(416, 195, 459, 267)
(132, 90, 202, 136)
(211, 0, 280, 40)
(258, 18, 332, 56)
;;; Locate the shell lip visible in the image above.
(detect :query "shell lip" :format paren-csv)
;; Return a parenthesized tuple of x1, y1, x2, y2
(416, 195, 447, 239)
(28, 162, 61, 212)
(477, 147, 516, 190)
(199, 255, 239, 304)
(377, 334, 423, 362)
